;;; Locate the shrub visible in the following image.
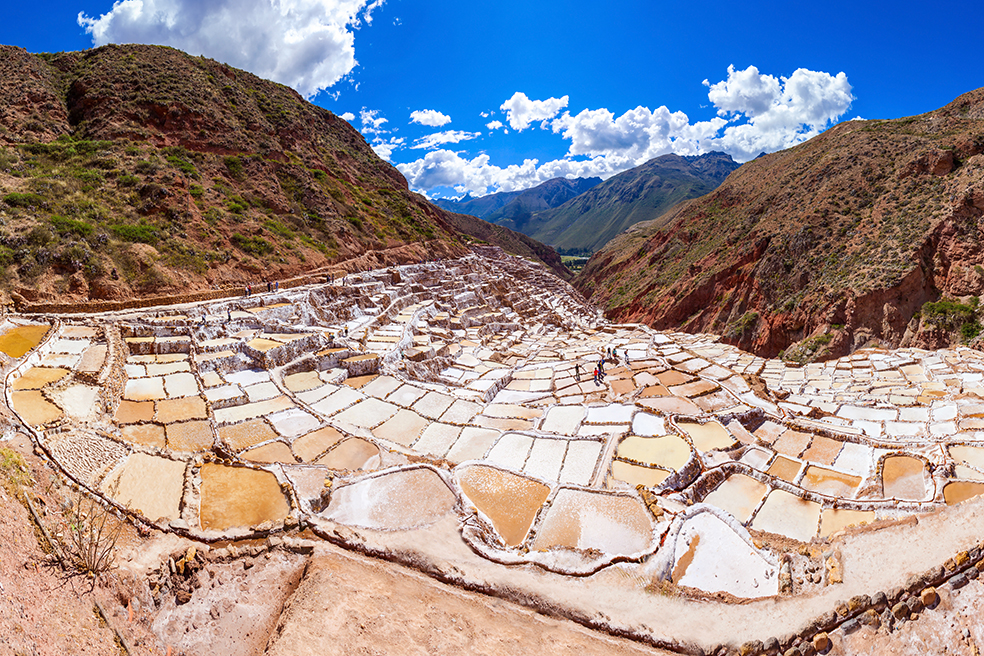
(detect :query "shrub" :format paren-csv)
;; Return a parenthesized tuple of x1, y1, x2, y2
(922, 299, 976, 330)
(263, 219, 294, 240)
(109, 223, 160, 244)
(63, 489, 124, 576)
(230, 233, 274, 256)
(188, 184, 204, 199)
(223, 155, 245, 180)
(50, 215, 94, 238)
(726, 311, 759, 338)
(134, 160, 158, 175)
(3, 192, 44, 207)
(166, 155, 198, 178)
(117, 174, 139, 187)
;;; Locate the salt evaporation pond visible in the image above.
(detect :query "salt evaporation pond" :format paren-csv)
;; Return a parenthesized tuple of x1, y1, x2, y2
(532, 488, 653, 555)
(457, 465, 550, 546)
(0, 323, 49, 358)
(324, 467, 455, 530)
(199, 464, 289, 530)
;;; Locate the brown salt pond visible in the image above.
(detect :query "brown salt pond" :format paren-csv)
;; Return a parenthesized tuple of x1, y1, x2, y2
(115, 400, 155, 424)
(532, 489, 653, 555)
(0, 323, 50, 358)
(610, 460, 671, 488)
(456, 465, 551, 547)
(199, 464, 290, 530)
(882, 455, 928, 500)
(819, 508, 875, 537)
(750, 489, 821, 542)
(943, 481, 984, 505)
(165, 420, 214, 452)
(120, 423, 166, 448)
(292, 426, 345, 462)
(11, 367, 68, 390)
(702, 474, 769, 524)
(314, 438, 380, 471)
(678, 420, 735, 452)
(800, 466, 861, 498)
(324, 467, 455, 530)
(101, 453, 186, 522)
(616, 435, 691, 471)
(10, 390, 63, 425)
(766, 456, 802, 483)
(218, 418, 278, 452)
(241, 441, 297, 464)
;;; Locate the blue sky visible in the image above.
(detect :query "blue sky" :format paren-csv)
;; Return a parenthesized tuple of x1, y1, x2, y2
(4, 0, 984, 199)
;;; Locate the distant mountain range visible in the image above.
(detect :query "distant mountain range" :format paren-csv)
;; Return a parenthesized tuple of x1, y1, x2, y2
(524, 153, 739, 253)
(434, 176, 601, 228)
(434, 153, 738, 254)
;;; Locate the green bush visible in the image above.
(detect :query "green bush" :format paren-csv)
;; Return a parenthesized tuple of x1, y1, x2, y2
(922, 299, 977, 330)
(230, 233, 274, 256)
(961, 321, 981, 341)
(223, 155, 245, 180)
(263, 219, 294, 240)
(166, 155, 198, 178)
(188, 184, 204, 199)
(50, 215, 94, 238)
(3, 192, 44, 207)
(109, 223, 160, 244)
(117, 173, 139, 187)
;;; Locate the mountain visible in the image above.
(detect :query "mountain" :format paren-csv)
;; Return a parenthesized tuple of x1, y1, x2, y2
(575, 88, 984, 360)
(433, 176, 601, 224)
(0, 44, 568, 306)
(522, 153, 739, 253)
(482, 177, 602, 236)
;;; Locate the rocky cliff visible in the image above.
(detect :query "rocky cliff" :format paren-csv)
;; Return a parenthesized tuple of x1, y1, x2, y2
(575, 88, 984, 360)
(0, 44, 566, 304)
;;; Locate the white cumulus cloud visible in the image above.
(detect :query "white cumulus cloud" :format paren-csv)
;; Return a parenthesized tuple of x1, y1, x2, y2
(500, 92, 569, 131)
(340, 112, 356, 121)
(359, 108, 389, 135)
(409, 109, 451, 127)
(78, 0, 384, 99)
(396, 65, 853, 197)
(411, 130, 482, 150)
(371, 137, 404, 161)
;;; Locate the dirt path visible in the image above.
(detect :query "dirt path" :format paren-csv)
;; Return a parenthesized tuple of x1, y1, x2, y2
(265, 544, 672, 656)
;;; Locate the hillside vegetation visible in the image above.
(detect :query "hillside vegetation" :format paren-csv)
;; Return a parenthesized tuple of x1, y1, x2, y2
(576, 89, 984, 360)
(0, 44, 566, 305)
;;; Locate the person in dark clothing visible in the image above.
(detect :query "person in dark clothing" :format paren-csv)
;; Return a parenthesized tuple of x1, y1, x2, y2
(574, 362, 581, 382)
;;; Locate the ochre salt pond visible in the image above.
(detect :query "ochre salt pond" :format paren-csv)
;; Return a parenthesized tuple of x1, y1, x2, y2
(101, 453, 186, 522)
(10, 390, 63, 425)
(943, 481, 984, 505)
(616, 434, 691, 471)
(456, 465, 550, 546)
(11, 367, 68, 390)
(0, 323, 49, 358)
(882, 455, 928, 500)
(677, 420, 735, 452)
(532, 489, 652, 555)
(703, 474, 768, 524)
(199, 464, 289, 530)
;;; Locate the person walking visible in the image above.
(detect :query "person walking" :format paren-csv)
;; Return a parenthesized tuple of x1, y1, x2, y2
(574, 362, 581, 382)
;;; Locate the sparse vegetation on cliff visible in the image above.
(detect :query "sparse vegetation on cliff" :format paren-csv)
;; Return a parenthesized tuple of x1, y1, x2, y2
(576, 86, 984, 359)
